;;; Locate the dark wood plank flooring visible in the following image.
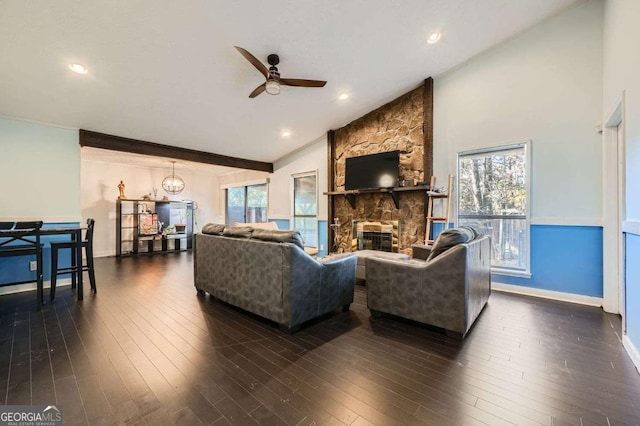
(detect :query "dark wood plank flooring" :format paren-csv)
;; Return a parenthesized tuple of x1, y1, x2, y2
(1, 254, 639, 425)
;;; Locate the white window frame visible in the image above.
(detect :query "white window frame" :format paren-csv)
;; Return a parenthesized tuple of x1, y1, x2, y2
(291, 170, 318, 248)
(457, 140, 532, 277)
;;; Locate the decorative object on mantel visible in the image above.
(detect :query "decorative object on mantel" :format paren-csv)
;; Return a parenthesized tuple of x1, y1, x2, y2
(162, 161, 185, 195)
(117, 180, 126, 199)
(152, 187, 158, 199)
(141, 193, 152, 201)
(162, 195, 169, 201)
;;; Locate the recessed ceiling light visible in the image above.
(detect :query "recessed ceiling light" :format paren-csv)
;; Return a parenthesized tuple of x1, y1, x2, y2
(338, 93, 350, 101)
(69, 63, 88, 74)
(427, 32, 441, 44)
(281, 130, 291, 138)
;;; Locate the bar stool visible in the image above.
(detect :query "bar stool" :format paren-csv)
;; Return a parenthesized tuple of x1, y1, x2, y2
(50, 218, 96, 300)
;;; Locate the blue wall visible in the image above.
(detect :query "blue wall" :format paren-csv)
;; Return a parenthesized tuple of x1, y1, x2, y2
(269, 218, 328, 258)
(625, 233, 640, 349)
(318, 220, 328, 257)
(493, 225, 603, 297)
(432, 223, 603, 297)
(269, 219, 290, 231)
(0, 222, 78, 286)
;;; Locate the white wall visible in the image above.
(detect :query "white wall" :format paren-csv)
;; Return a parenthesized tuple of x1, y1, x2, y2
(0, 117, 81, 222)
(212, 137, 329, 225)
(433, 0, 604, 225)
(602, 0, 640, 369)
(81, 157, 220, 257)
(269, 135, 328, 221)
(603, 0, 640, 221)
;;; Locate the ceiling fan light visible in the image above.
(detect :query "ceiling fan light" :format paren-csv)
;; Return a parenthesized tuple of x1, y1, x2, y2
(265, 79, 280, 95)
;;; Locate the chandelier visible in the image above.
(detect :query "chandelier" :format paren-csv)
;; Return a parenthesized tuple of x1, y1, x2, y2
(162, 161, 185, 195)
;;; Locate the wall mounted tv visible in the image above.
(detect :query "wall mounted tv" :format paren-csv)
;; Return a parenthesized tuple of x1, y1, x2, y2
(345, 151, 400, 190)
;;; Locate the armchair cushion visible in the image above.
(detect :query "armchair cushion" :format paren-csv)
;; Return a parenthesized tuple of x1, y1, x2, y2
(427, 227, 474, 261)
(459, 224, 483, 239)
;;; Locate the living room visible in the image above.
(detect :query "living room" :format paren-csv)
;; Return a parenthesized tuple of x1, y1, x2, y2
(1, 0, 640, 424)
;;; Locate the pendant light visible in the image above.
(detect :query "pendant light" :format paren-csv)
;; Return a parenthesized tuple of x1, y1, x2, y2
(162, 161, 185, 195)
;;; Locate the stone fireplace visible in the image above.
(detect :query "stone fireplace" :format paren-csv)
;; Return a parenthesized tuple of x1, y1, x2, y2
(352, 220, 399, 252)
(327, 78, 433, 256)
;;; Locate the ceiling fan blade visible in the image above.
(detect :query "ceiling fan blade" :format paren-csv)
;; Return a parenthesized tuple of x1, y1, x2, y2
(249, 82, 266, 98)
(280, 78, 327, 88)
(234, 46, 270, 79)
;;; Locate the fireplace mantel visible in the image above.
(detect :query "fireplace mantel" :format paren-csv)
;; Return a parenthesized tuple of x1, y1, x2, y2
(325, 185, 443, 209)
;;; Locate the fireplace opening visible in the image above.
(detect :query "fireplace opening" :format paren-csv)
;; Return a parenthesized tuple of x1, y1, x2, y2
(352, 220, 400, 252)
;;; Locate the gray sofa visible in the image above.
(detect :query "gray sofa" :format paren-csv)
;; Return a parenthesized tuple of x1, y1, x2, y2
(194, 225, 357, 332)
(366, 228, 491, 338)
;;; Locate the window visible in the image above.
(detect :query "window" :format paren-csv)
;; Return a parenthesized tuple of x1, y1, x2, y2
(293, 172, 317, 247)
(457, 142, 530, 275)
(225, 184, 267, 225)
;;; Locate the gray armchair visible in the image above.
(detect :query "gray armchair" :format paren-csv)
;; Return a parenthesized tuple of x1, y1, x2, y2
(366, 234, 491, 338)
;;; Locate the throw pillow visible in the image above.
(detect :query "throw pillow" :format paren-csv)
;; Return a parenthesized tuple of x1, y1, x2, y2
(251, 229, 305, 250)
(201, 223, 226, 235)
(427, 227, 474, 261)
(222, 226, 254, 238)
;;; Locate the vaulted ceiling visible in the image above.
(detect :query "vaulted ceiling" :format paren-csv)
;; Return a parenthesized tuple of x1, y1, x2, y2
(0, 0, 578, 163)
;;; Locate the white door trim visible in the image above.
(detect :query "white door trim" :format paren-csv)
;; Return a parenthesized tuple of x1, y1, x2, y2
(602, 92, 625, 319)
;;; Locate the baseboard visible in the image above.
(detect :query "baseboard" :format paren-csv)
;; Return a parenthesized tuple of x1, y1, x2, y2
(622, 335, 640, 375)
(0, 278, 72, 296)
(94, 250, 114, 258)
(492, 282, 603, 307)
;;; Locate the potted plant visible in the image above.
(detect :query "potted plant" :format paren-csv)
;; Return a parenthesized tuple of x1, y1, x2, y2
(175, 208, 187, 234)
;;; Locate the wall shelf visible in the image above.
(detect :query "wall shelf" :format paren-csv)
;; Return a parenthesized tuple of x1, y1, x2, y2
(324, 185, 436, 209)
(116, 199, 194, 257)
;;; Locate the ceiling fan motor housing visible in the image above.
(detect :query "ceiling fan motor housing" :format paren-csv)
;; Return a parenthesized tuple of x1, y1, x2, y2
(267, 54, 280, 66)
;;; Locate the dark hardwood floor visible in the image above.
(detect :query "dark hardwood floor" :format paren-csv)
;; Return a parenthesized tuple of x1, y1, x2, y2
(1, 254, 639, 425)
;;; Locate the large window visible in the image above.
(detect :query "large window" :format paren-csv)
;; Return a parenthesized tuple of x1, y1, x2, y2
(457, 142, 530, 275)
(226, 184, 267, 225)
(293, 172, 317, 247)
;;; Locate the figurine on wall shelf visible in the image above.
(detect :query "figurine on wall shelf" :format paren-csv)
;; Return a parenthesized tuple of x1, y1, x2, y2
(117, 180, 126, 199)
(142, 193, 152, 201)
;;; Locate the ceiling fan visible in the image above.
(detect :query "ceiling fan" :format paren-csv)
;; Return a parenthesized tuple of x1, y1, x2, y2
(234, 46, 327, 98)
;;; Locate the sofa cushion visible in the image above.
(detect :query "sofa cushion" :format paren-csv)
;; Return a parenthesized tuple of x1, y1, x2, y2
(427, 227, 474, 261)
(251, 229, 304, 250)
(222, 226, 254, 238)
(201, 223, 226, 235)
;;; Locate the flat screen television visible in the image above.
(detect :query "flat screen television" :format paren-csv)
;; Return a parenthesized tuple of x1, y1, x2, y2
(345, 151, 400, 190)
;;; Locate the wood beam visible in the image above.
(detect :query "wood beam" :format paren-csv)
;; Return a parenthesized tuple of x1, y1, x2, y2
(79, 129, 273, 173)
(327, 130, 336, 252)
(422, 77, 434, 181)
(422, 77, 434, 244)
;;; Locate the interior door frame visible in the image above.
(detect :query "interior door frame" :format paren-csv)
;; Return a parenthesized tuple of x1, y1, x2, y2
(602, 92, 626, 324)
